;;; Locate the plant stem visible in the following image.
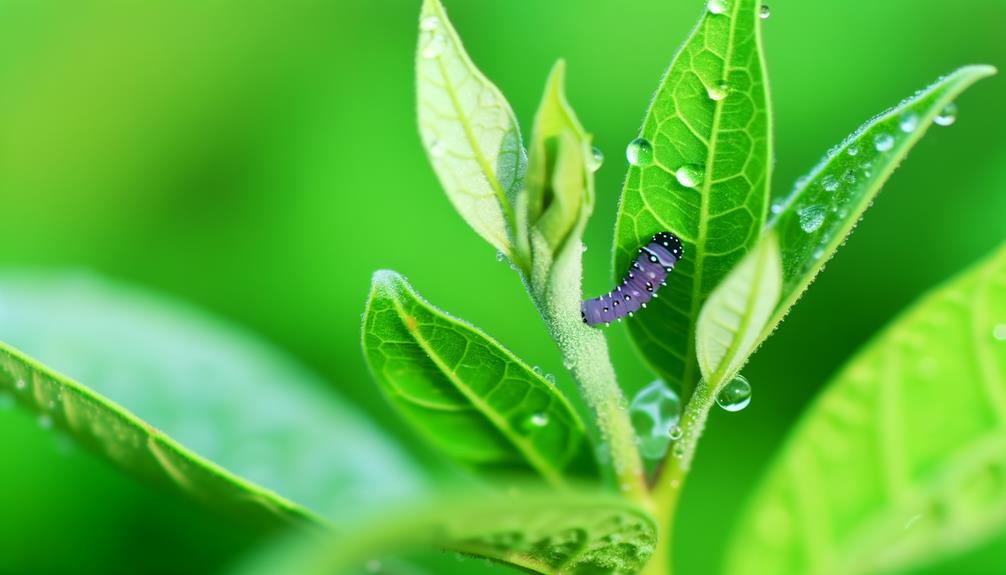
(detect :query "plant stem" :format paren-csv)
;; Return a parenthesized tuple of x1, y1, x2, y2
(526, 233, 649, 504)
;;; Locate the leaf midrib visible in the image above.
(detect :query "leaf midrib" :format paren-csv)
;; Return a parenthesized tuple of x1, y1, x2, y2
(385, 289, 567, 486)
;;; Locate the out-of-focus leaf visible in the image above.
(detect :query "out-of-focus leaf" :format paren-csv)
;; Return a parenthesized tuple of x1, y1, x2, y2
(762, 65, 996, 344)
(0, 272, 424, 526)
(525, 60, 594, 261)
(416, 0, 526, 257)
(727, 241, 1006, 574)
(362, 271, 590, 485)
(234, 490, 657, 575)
(613, 0, 771, 402)
(696, 231, 781, 386)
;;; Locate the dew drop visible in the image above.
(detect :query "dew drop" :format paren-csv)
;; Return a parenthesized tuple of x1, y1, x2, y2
(15, 378, 26, 392)
(590, 146, 605, 171)
(672, 442, 686, 458)
(812, 246, 825, 260)
(626, 137, 654, 167)
(532, 365, 543, 376)
(934, 102, 958, 126)
(770, 200, 784, 215)
(759, 4, 771, 19)
(544, 373, 556, 385)
(495, 250, 505, 262)
(846, 145, 859, 157)
(874, 132, 894, 152)
(821, 175, 839, 192)
(675, 164, 704, 188)
(898, 112, 919, 133)
(993, 324, 1006, 341)
(668, 425, 683, 440)
(707, 83, 729, 101)
(797, 205, 826, 233)
(429, 139, 446, 158)
(707, 0, 728, 15)
(420, 15, 439, 32)
(716, 375, 752, 412)
(524, 412, 549, 430)
(422, 34, 446, 59)
(629, 380, 682, 459)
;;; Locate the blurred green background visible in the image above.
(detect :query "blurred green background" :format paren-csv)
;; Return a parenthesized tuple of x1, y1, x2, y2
(0, 0, 1003, 573)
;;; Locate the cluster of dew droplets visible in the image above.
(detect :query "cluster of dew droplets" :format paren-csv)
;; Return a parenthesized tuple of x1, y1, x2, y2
(628, 380, 682, 460)
(716, 375, 752, 412)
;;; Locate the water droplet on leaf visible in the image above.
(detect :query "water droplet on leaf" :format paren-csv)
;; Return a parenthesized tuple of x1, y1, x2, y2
(524, 412, 549, 430)
(707, 0, 728, 15)
(15, 379, 26, 391)
(629, 380, 682, 459)
(707, 83, 729, 101)
(675, 164, 704, 188)
(899, 112, 919, 133)
(420, 16, 439, 32)
(495, 250, 505, 262)
(590, 146, 605, 171)
(993, 324, 1006, 341)
(626, 137, 654, 167)
(716, 375, 752, 412)
(668, 425, 683, 440)
(422, 34, 446, 59)
(846, 145, 859, 156)
(821, 175, 839, 192)
(934, 102, 958, 126)
(429, 139, 445, 158)
(759, 4, 771, 19)
(797, 205, 826, 233)
(874, 132, 894, 152)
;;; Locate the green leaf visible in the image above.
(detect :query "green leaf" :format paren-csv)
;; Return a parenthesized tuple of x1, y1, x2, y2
(525, 60, 594, 261)
(416, 0, 526, 258)
(613, 0, 771, 401)
(695, 230, 781, 386)
(234, 490, 657, 575)
(762, 65, 996, 344)
(362, 270, 590, 485)
(0, 272, 424, 528)
(727, 241, 1006, 575)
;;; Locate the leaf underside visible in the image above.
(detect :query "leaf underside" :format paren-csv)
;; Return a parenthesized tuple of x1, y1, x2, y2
(363, 271, 591, 485)
(613, 0, 770, 401)
(728, 241, 1006, 575)
(236, 491, 658, 575)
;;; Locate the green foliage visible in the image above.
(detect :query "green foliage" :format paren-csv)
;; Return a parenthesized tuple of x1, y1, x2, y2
(613, 0, 771, 403)
(362, 270, 590, 485)
(416, 0, 526, 260)
(727, 240, 1006, 575)
(0, 273, 424, 528)
(235, 490, 657, 575)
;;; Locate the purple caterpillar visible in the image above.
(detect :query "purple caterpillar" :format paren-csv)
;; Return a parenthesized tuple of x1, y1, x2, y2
(581, 231, 683, 327)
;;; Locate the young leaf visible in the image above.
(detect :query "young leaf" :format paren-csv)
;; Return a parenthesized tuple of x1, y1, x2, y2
(235, 490, 657, 575)
(0, 273, 423, 529)
(727, 241, 1006, 574)
(525, 60, 594, 261)
(613, 0, 771, 402)
(696, 230, 781, 386)
(416, 0, 526, 258)
(763, 65, 996, 344)
(362, 270, 590, 486)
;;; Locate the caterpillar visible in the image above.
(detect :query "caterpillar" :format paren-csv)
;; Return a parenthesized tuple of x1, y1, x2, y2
(581, 231, 683, 327)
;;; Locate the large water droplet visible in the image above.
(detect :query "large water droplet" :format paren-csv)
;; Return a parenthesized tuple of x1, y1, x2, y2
(759, 4, 771, 19)
(422, 34, 446, 59)
(626, 138, 654, 167)
(934, 102, 958, 126)
(707, 0, 728, 15)
(707, 83, 729, 101)
(846, 145, 859, 157)
(874, 132, 894, 152)
(821, 175, 839, 192)
(420, 16, 440, 32)
(675, 164, 704, 188)
(993, 324, 1006, 341)
(898, 112, 919, 133)
(590, 146, 605, 171)
(629, 380, 682, 459)
(797, 205, 826, 233)
(668, 425, 683, 440)
(716, 375, 752, 412)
